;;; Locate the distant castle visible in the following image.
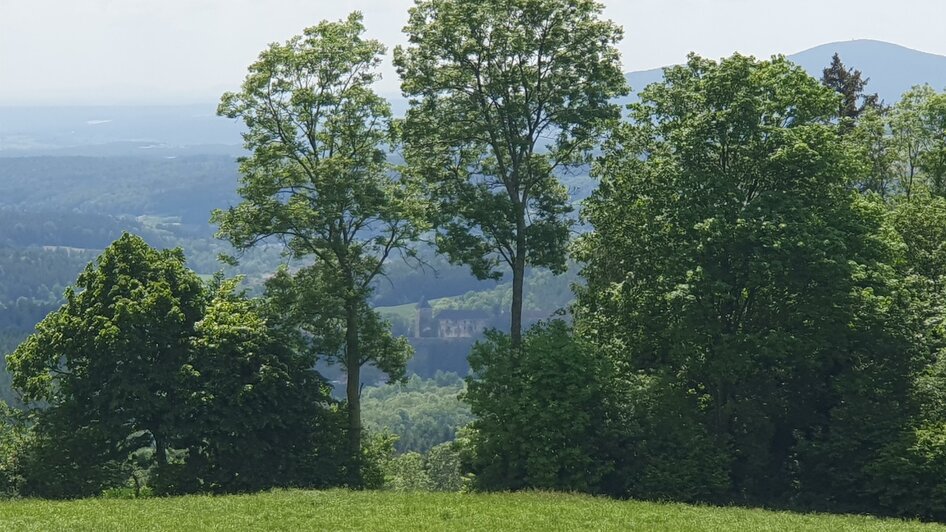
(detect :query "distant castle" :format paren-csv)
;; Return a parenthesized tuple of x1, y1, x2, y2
(412, 296, 555, 340)
(414, 297, 495, 339)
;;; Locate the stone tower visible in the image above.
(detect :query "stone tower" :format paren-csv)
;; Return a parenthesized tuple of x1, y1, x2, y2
(415, 296, 434, 337)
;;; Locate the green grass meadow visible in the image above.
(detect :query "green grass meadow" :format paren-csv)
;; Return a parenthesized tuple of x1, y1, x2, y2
(0, 490, 941, 531)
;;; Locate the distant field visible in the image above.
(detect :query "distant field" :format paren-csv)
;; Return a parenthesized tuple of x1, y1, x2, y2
(0, 490, 941, 531)
(376, 300, 426, 323)
(376, 296, 449, 324)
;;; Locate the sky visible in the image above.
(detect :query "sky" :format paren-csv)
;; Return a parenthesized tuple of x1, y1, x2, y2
(1, 0, 945, 106)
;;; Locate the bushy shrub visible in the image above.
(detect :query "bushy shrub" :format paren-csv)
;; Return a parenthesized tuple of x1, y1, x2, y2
(385, 452, 431, 492)
(868, 423, 946, 520)
(465, 321, 613, 493)
(604, 375, 731, 503)
(360, 432, 397, 490)
(426, 442, 463, 492)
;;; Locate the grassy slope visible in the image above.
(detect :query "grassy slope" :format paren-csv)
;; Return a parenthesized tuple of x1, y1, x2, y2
(0, 490, 941, 532)
(376, 300, 428, 324)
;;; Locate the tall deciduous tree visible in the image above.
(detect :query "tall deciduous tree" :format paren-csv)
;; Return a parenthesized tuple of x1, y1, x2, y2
(576, 54, 929, 505)
(213, 12, 425, 483)
(395, 0, 627, 345)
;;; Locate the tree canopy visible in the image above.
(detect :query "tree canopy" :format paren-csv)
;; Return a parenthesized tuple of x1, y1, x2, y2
(6, 235, 340, 497)
(567, 54, 938, 510)
(395, 0, 627, 344)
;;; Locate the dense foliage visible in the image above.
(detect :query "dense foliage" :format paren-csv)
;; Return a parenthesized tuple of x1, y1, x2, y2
(466, 52, 946, 520)
(581, 53, 932, 509)
(4, 235, 343, 497)
(465, 321, 612, 493)
(0, 248, 94, 327)
(380, 441, 465, 493)
(361, 373, 472, 454)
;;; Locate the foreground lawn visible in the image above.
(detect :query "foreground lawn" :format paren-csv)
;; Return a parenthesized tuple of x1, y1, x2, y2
(0, 489, 941, 531)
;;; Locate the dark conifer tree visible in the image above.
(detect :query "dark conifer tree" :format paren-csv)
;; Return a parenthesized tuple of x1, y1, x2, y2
(821, 53, 881, 131)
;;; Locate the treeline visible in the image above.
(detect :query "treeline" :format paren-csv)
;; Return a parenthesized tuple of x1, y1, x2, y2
(0, 156, 240, 225)
(0, 236, 467, 497)
(369, 252, 504, 308)
(0, 248, 96, 306)
(0, 249, 96, 374)
(430, 267, 579, 314)
(0, 210, 137, 250)
(0, 211, 285, 346)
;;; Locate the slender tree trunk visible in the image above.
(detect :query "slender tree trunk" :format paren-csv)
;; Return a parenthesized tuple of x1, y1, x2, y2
(344, 296, 362, 487)
(156, 440, 167, 465)
(154, 432, 168, 475)
(511, 256, 526, 347)
(511, 209, 527, 347)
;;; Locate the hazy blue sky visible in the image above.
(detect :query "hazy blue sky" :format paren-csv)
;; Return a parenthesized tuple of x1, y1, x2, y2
(1, 0, 944, 105)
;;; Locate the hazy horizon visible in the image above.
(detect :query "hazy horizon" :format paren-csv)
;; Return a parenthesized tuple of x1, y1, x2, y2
(1, 0, 945, 106)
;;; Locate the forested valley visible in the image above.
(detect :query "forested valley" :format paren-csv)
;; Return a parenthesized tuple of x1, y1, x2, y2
(3, 0, 946, 525)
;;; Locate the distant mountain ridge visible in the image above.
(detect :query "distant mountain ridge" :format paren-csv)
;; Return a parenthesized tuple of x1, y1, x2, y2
(2, 40, 944, 155)
(626, 39, 946, 105)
